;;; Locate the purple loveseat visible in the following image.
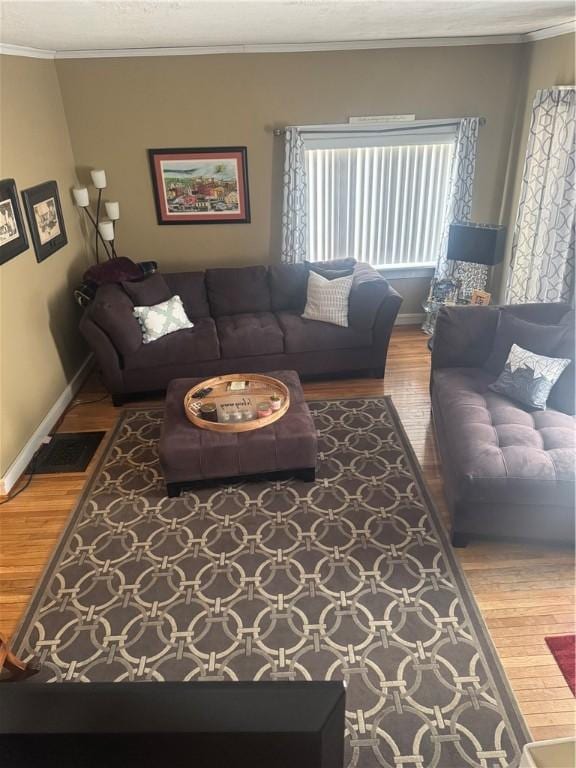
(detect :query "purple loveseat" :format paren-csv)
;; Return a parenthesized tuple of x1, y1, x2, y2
(431, 302, 575, 547)
(80, 260, 402, 404)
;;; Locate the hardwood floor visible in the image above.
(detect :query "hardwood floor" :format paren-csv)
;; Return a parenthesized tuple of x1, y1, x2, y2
(1, 326, 574, 741)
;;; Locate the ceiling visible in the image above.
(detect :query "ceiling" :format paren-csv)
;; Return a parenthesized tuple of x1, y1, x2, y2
(0, 0, 574, 55)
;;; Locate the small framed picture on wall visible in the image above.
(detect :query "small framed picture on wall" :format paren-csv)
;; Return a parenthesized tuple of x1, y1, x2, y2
(148, 146, 251, 225)
(0, 178, 29, 266)
(22, 180, 68, 263)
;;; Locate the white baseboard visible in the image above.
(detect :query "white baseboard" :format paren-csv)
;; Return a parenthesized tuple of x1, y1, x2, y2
(0, 356, 93, 496)
(395, 313, 425, 326)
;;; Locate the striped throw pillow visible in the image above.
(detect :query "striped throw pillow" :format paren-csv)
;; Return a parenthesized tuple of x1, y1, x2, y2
(302, 270, 354, 327)
(133, 295, 194, 344)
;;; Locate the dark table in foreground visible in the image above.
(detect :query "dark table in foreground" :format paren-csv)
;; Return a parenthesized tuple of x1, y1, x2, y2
(0, 680, 345, 768)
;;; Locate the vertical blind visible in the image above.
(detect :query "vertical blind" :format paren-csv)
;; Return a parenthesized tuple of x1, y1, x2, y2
(305, 141, 455, 267)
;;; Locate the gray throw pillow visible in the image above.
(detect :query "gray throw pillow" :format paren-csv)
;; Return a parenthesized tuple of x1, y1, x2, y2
(133, 295, 194, 344)
(302, 270, 354, 327)
(484, 313, 570, 375)
(489, 343, 570, 410)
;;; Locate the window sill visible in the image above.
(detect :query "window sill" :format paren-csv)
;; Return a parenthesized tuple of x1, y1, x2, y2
(376, 265, 435, 280)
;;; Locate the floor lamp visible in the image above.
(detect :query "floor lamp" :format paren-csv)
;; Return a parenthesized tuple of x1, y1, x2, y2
(72, 170, 120, 262)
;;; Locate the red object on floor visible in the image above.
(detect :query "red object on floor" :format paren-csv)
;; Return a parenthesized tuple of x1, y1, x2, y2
(545, 634, 576, 696)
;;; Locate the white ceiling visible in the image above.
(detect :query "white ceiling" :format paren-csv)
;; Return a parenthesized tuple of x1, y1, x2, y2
(0, 0, 574, 54)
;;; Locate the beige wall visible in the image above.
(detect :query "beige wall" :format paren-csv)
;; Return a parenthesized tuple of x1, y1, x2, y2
(55, 45, 524, 296)
(496, 33, 576, 301)
(1, 38, 571, 475)
(0, 55, 90, 476)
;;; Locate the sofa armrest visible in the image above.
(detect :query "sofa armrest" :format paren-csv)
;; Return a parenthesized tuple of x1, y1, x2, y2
(346, 266, 402, 376)
(84, 284, 143, 354)
(348, 264, 402, 331)
(79, 314, 124, 395)
(372, 289, 403, 361)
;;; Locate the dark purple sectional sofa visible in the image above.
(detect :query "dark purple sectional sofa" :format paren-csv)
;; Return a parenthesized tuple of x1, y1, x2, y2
(431, 302, 575, 546)
(80, 260, 402, 404)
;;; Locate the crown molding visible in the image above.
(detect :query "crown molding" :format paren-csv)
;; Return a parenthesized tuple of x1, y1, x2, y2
(53, 34, 527, 59)
(0, 22, 573, 61)
(525, 20, 576, 41)
(0, 42, 55, 59)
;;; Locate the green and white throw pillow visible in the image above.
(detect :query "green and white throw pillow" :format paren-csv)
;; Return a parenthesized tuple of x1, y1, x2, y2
(133, 295, 194, 344)
(489, 343, 570, 410)
(302, 270, 354, 327)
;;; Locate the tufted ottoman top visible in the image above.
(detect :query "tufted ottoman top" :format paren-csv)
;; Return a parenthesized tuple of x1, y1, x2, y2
(159, 370, 317, 486)
(432, 367, 576, 507)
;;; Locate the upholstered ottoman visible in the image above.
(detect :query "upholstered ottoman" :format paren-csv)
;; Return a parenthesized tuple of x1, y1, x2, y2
(159, 370, 317, 496)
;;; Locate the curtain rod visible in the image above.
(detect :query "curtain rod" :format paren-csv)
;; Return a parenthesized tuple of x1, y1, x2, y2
(272, 117, 486, 136)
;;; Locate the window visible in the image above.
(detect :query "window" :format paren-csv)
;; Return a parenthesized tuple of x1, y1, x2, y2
(304, 124, 456, 270)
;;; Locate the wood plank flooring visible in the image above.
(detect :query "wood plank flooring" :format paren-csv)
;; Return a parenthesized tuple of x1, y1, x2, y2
(1, 326, 574, 741)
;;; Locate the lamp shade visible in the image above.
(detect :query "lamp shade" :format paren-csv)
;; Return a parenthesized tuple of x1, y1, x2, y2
(98, 220, 115, 242)
(105, 201, 120, 220)
(90, 169, 107, 189)
(447, 222, 506, 266)
(72, 187, 90, 207)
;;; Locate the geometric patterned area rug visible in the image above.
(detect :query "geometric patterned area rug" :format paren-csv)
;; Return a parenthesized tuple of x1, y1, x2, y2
(13, 397, 530, 767)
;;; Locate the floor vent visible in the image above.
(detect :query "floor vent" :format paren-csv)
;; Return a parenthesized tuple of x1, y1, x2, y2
(29, 432, 106, 474)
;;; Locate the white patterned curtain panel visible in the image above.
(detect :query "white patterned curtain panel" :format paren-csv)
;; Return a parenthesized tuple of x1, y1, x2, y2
(507, 88, 576, 305)
(281, 127, 307, 264)
(435, 117, 480, 279)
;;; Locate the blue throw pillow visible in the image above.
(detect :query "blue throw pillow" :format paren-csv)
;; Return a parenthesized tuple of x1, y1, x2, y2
(489, 343, 570, 410)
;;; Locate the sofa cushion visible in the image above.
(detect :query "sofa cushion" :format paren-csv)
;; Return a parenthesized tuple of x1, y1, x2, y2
(90, 284, 142, 355)
(268, 263, 308, 312)
(433, 303, 571, 371)
(268, 260, 358, 312)
(123, 318, 220, 370)
(306, 259, 356, 279)
(276, 310, 372, 353)
(121, 273, 172, 306)
(549, 310, 575, 415)
(163, 272, 211, 319)
(433, 366, 576, 508)
(206, 266, 271, 316)
(216, 313, 284, 358)
(306, 258, 356, 272)
(485, 312, 570, 375)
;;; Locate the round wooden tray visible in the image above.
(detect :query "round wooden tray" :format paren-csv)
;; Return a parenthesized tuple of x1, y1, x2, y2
(183, 373, 290, 433)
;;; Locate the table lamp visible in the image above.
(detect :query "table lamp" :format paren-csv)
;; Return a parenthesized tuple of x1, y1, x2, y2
(447, 222, 506, 300)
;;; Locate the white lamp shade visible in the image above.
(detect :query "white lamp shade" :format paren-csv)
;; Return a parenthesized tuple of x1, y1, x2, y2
(72, 187, 90, 207)
(90, 169, 107, 189)
(98, 220, 115, 241)
(105, 201, 120, 220)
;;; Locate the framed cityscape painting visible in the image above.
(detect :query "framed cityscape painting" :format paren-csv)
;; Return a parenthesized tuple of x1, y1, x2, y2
(148, 146, 250, 225)
(0, 178, 29, 266)
(21, 180, 68, 263)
